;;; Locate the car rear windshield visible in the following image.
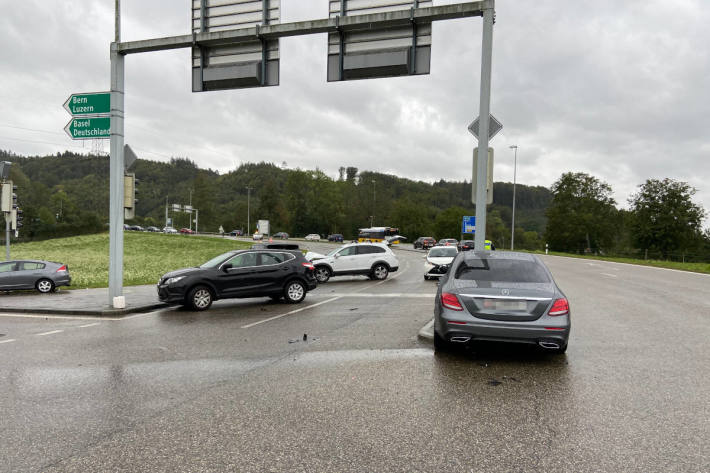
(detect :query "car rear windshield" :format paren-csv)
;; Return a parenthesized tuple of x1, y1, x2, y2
(455, 258, 551, 283)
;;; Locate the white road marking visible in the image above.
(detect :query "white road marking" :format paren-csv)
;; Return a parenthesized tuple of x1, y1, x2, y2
(325, 293, 434, 298)
(600, 273, 618, 278)
(241, 297, 342, 329)
(0, 313, 111, 321)
(79, 322, 100, 328)
(0, 338, 17, 344)
(36, 330, 63, 336)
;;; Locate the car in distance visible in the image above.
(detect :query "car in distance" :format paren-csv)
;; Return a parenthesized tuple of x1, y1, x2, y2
(414, 237, 436, 250)
(163, 227, 178, 234)
(273, 232, 289, 239)
(304, 234, 321, 241)
(252, 232, 264, 240)
(437, 238, 458, 247)
(179, 228, 194, 234)
(0, 260, 71, 293)
(424, 245, 458, 280)
(157, 249, 317, 310)
(434, 251, 570, 354)
(327, 234, 344, 242)
(305, 242, 399, 283)
(459, 240, 475, 251)
(146, 226, 161, 232)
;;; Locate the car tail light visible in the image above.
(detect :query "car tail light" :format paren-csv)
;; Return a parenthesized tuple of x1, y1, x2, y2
(56, 265, 67, 272)
(441, 292, 463, 311)
(302, 262, 315, 270)
(548, 298, 569, 316)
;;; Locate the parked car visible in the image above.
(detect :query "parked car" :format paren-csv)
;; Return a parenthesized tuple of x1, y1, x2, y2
(229, 229, 243, 236)
(304, 234, 321, 241)
(305, 242, 399, 283)
(434, 251, 570, 353)
(424, 245, 458, 280)
(179, 228, 194, 234)
(273, 232, 289, 239)
(157, 249, 317, 310)
(163, 227, 178, 234)
(252, 232, 264, 240)
(146, 226, 161, 232)
(327, 234, 344, 242)
(0, 260, 71, 293)
(459, 239, 475, 251)
(437, 238, 458, 247)
(414, 237, 436, 250)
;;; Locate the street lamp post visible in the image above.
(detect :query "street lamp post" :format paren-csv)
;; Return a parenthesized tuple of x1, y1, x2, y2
(246, 186, 252, 235)
(509, 145, 518, 250)
(372, 179, 376, 227)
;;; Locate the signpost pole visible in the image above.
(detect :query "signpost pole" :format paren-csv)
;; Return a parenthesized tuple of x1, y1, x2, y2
(5, 216, 10, 261)
(474, 1, 494, 252)
(108, 41, 125, 306)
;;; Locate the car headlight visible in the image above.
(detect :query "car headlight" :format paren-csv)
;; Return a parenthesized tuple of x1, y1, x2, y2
(165, 276, 186, 285)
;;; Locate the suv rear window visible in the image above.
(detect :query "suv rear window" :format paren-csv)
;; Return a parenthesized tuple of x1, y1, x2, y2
(455, 258, 551, 283)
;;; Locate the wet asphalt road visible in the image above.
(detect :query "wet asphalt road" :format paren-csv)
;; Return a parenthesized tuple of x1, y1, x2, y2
(1, 244, 708, 472)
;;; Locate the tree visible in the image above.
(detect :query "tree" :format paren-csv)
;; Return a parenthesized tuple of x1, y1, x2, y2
(545, 172, 619, 252)
(628, 178, 705, 258)
(433, 206, 468, 240)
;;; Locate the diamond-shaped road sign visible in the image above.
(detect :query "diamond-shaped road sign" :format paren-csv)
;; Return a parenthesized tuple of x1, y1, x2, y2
(468, 114, 503, 141)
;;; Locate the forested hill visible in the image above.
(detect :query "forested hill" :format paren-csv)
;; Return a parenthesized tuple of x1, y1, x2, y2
(1, 150, 550, 248)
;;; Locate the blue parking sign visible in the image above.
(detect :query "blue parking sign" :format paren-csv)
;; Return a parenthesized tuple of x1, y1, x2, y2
(462, 216, 476, 234)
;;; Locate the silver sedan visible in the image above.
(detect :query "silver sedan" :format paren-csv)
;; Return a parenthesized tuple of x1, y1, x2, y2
(434, 251, 570, 354)
(0, 260, 71, 293)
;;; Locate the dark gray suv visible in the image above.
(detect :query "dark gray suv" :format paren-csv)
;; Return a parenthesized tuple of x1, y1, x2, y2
(434, 251, 570, 353)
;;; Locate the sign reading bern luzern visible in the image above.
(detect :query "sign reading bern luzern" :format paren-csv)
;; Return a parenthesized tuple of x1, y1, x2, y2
(191, 0, 281, 91)
(62, 92, 110, 116)
(327, 0, 433, 81)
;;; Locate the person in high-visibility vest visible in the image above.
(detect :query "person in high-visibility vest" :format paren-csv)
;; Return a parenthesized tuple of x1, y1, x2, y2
(481, 240, 495, 250)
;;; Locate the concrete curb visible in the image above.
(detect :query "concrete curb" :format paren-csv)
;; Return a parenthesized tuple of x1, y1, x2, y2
(418, 318, 434, 342)
(0, 302, 172, 317)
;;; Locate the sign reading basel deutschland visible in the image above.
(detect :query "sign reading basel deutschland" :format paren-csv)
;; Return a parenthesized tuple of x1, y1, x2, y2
(63, 91, 111, 140)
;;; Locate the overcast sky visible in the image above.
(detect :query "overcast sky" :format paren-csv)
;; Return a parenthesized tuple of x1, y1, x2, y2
(0, 0, 708, 222)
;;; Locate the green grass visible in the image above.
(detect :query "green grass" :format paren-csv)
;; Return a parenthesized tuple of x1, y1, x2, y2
(10, 232, 251, 288)
(537, 251, 710, 274)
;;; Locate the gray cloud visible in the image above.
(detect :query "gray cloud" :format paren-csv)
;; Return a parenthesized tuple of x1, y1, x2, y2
(0, 0, 707, 224)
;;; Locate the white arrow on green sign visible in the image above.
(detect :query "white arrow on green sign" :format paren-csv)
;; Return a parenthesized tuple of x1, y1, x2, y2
(64, 117, 111, 140)
(63, 92, 110, 116)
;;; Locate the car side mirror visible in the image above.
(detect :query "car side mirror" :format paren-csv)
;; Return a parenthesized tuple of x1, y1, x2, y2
(334, 254, 340, 258)
(222, 263, 233, 272)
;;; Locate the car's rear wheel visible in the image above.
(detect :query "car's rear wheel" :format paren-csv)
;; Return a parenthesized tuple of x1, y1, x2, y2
(433, 331, 448, 352)
(187, 285, 213, 311)
(314, 266, 331, 283)
(284, 280, 306, 303)
(371, 264, 389, 280)
(36, 278, 54, 294)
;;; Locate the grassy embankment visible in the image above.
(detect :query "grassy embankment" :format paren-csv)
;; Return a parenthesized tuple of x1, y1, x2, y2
(539, 251, 710, 274)
(10, 232, 251, 288)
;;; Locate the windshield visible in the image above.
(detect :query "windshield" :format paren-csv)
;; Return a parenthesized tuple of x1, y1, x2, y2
(429, 247, 458, 257)
(326, 248, 342, 257)
(455, 258, 551, 283)
(199, 252, 236, 268)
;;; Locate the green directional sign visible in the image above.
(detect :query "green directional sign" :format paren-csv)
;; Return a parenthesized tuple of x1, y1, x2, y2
(63, 92, 110, 116)
(64, 117, 111, 140)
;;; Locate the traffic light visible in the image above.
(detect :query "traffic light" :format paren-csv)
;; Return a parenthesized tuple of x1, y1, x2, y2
(0, 181, 12, 212)
(123, 173, 137, 219)
(11, 207, 22, 230)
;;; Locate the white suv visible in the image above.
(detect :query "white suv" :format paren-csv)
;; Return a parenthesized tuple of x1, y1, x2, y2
(306, 242, 399, 283)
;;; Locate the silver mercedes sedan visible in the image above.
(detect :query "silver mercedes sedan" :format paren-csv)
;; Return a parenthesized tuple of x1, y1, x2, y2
(434, 251, 570, 354)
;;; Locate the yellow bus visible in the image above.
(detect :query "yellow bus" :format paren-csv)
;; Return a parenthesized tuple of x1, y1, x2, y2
(357, 227, 402, 244)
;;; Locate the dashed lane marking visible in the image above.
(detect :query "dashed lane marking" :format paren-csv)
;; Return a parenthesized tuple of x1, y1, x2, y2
(36, 330, 64, 336)
(600, 273, 618, 278)
(0, 338, 17, 344)
(79, 322, 100, 328)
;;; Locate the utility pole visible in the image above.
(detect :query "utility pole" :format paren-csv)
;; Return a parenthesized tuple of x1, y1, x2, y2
(108, 0, 125, 306)
(372, 179, 376, 227)
(246, 186, 252, 235)
(509, 145, 518, 250)
(188, 189, 193, 232)
(164, 196, 168, 228)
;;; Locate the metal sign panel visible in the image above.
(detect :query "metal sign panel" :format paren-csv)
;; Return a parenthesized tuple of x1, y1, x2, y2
(63, 92, 110, 116)
(327, 0, 433, 82)
(468, 114, 503, 140)
(472, 147, 493, 205)
(123, 144, 138, 171)
(192, 0, 281, 91)
(462, 216, 476, 234)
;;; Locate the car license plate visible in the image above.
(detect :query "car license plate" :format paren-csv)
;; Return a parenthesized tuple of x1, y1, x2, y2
(496, 300, 527, 311)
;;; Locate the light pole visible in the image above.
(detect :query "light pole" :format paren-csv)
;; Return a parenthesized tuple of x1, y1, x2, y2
(509, 145, 518, 250)
(371, 179, 376, 227)
(246, 186, 252, 235)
